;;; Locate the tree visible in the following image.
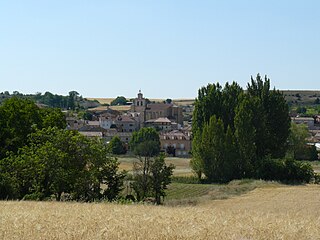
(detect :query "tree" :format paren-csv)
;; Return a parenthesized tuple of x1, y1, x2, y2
(247, 74, 290, 158)
(130, 127, 174, 203)
(296, 106, 307, 114)
(287, 122, 317, 160)
(234, 95, 257, 177)
(130, 127, 160, 157)
(150, 154, 174, 204)
(68, 91, 79, 110)
(111, 96, 128, 106)
(0, 97, 42, 158)
(0, 127, 125, 201)
(192, 74, 291, 183)
(108, 136, 127, 155)
(165, 99, 172, 104)
(40, 107, 67, 129)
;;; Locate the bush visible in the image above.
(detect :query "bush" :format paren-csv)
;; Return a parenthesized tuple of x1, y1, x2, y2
(171, 176, 201, 184)
(294, 145, 318, 161)
(0, 173, 19, 200)
(258, 157, 314, 183)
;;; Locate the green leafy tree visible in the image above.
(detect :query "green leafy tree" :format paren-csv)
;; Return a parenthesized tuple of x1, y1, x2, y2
(108, 136, 127, 155)
(111, 96, 128, 106)
(190, 131, 204, 180)
(40, 108, 67, 129)
(247, 74, 290, 158)
(296, 106, 307, 114)
(234, 95, 257, 177)
(192, 74, 291, 183)
(130, 127, 173, 203)
(0, 97, 42, 158)
(150, 154, 174, 204)
(0, 127, 125, 201)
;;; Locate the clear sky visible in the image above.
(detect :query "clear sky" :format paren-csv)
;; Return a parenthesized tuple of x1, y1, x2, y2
(1, 0, 319, 99)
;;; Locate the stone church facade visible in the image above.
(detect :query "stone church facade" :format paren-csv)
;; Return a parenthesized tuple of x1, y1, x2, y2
(130, 91, 183, 128)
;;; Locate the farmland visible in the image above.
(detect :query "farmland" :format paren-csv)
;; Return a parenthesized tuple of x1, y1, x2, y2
(1, 184, 320, 239)
(118, 156, 192, 176)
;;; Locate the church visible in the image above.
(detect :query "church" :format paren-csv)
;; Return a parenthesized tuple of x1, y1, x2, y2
(130, 90, 183, 128)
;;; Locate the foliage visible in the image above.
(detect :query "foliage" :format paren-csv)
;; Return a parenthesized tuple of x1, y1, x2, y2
(130, 127, 160, 157)
(0, 127, 125, 201)
(111, 96, 128, 106)
(0, 97, 66, 159)
(288, 122, 312, 160)
(108, 136, 127, 155)
(130, 128, 173, 204)
(191, 74, 291, 182)
(257, 157, 314, 183)
(165, 98, 172, 104)
(150, 154, 175, 204)
(0, 90, 98, 110)
(294, 145, 318, 161)
(132, 154, 174, 204)
(0, 97, 42, 158)
(296, 106, 307, 114)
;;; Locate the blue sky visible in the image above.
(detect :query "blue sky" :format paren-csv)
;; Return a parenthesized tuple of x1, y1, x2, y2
(1, 0, 319, 98)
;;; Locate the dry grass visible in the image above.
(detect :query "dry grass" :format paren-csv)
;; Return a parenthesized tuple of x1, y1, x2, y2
(1, 185, 320, 239)
(86, 98, 114, 105)
(118, 156, 192, 176)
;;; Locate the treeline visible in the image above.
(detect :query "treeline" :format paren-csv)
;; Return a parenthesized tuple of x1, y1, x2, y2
(0, 98, 124, 201)
(191, 74, 314, 183)
(0, 90, 99, 110)
(0, 98, 174, 203)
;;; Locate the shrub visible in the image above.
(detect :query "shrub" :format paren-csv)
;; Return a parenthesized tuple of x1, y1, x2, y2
(258, 157, 314, 183)
(294, 145, 318, 161)
(0, 173, 19, 200)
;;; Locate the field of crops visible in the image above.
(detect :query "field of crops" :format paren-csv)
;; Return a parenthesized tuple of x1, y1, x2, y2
(1, 184, 320, 239)
(118, 156, 192, 176)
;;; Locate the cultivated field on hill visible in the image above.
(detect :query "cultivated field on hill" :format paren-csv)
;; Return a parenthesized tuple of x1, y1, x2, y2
(1, 184, 320, 239)
(118, 156, 192, 176)
(87, 90, 320, 107)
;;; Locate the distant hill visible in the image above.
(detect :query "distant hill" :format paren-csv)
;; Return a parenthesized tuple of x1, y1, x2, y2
(88, 90, 320, 107)
(281, 90, 320, 105)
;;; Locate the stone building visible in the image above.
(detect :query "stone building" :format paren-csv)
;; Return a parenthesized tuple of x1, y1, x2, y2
(130, 90, 183, 128)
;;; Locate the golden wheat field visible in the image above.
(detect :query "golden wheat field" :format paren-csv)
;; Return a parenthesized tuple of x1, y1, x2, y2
(1, 185, 320, 240)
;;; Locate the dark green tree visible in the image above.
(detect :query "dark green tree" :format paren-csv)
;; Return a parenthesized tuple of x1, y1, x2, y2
(150, 154, 174, 204)
(234, 95, 257, 177)
(192, 74, 292, 183)
(130, 127, 173, 203)
(108, 136, 127, 155)
(0, 97, 42, 158)
(0, 127, 125, 201)
(247, 74, 290, 158)
(111, 96, 128, 106)
(40, 108, 67, 129)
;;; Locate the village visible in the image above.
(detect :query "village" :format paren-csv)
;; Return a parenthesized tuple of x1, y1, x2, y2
(66, 90, 320, 158)
(67, 91, 193, 157)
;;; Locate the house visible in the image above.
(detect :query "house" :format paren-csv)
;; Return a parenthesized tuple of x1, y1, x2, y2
(66, 117, 85, 130)
(104, 129, 132, 144)
(145, 117, 173, 131)
(292, 117, 320, 130)
(160, 130, 192, 157)
(114, 115, 138, 132)
(78, 125, 106, 138)
(99, 116, 114, 129)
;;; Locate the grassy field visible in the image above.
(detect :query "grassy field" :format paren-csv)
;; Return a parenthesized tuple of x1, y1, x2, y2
(118, 156, 192, 176)
(1, 183, 320, 239)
